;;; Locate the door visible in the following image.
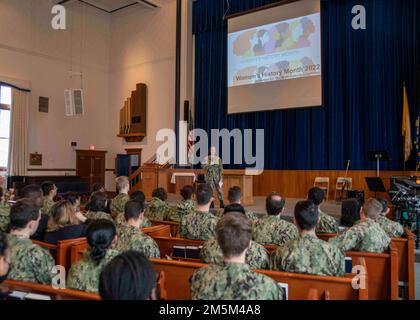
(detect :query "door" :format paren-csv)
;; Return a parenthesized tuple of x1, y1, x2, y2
(77, 155, 92, 189)
(92, 156, 105, 188)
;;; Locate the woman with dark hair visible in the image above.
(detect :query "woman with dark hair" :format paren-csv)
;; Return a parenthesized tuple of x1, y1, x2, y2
(85, 192, 113, 222)
(44, 200, 88, 244)
(67, 220, 119, 293)
(340, 198, 362, 229)
(99, 251, 157, 300)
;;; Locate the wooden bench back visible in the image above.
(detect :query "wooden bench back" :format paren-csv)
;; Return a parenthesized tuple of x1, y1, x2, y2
(317, 231, 413, 299)
(345, 244, 398, 300)
(150, 220, 180, 237)
(152, 236, 205, 258)
(70, 240, 88, 265)
(392, 228, 415, 299)
(257, 258, 368, 300)
(316, 233, 337, 241)
(150, 258, 368, 300)
(0, 280, 100, 300)
(142, 225, 172, 238)
(33, 237, 87, 271)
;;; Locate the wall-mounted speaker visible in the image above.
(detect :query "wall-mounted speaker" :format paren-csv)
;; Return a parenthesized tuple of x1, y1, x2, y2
(64, 89, 84, 116)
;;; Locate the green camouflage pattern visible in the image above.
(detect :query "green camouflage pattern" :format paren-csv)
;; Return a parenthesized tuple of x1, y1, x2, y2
(144, 197, 170, 221)
(109, 193, 130, 216)
(41, 197, 55, 216)
(116, 224, 160, 258)
(252, 215, 299, 245)
(85, 210, 114, 222)
(376, 215, 404, 238)
(316, 209, 339, 234)
(329, 218, 391, 253)
(114, 212, 153, 228)
(200, 239, 269, 270)
(167, 199, 196, 222)
(179, 210, 218, 240)
(190, 262, 283, 300)
(216, 208, 259, 222)
(270, 234, 345, 276)
(202, 156, 224, 202)
(0, 204, 10, 232)
(7, 234, 55, 284)
(67, 249, 120, 293)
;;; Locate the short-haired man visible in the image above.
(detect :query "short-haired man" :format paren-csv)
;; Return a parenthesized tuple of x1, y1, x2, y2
(114, 190, 153, 228)
(180, 184, 218, 240)
(329, 198, 391, 253)
(40, 181, 57, 216)
(167, 185, 196, 222)
(110, 176, 130, 219)
(252, 193, 298, 245)
(308, 187, 339, 234)
(200, 212, 269, 270)
(216, 186, 259, 222)
(1, 185, 49, 240)
(190, 213, 283, 300)
(116, 200, 160, 259)
(271, 201, 345, 276)
(7, 199, 55, 284)
(375, 197, 404, 238)
(144, 187, 170, 221)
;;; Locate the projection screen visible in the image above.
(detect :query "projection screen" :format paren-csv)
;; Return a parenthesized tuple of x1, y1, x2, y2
(227, 0, 322, 114)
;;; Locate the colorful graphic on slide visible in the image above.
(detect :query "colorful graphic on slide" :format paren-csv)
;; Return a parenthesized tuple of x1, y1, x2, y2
(228, 13, 321, 87)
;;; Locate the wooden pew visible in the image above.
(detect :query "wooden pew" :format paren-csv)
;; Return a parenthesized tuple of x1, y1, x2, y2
(70, 240, 88, 265)
(317, 230, 414, 299)
(142, 225, 172, 238)
(316, 233, 336, 241)
(69, 242, 168, 299)
(33, 238, 87, 271)
(266, 241, 398, 300)
(345, 244, 398, 300)
(150, 219, 180, 237)
(0, 280, 100, 300)
(152, 236, 204, 259)
(151, 258, 368, 300)
(69, 234, 201, 265)
(389, 228, 415, 300)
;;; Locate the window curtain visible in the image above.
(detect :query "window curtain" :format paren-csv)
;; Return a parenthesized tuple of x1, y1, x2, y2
(7, 88, 30, 176)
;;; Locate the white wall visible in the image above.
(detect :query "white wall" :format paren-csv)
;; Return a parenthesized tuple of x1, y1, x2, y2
(107, 0, 176, 189)
(0, 0, 111, 180)
(0, 0, 178, 191)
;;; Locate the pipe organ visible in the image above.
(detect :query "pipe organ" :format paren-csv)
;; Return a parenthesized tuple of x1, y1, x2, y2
(118, 83, 147, 142)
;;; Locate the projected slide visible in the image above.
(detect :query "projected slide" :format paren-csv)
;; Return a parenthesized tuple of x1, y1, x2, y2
(228, 13, 321, 88)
